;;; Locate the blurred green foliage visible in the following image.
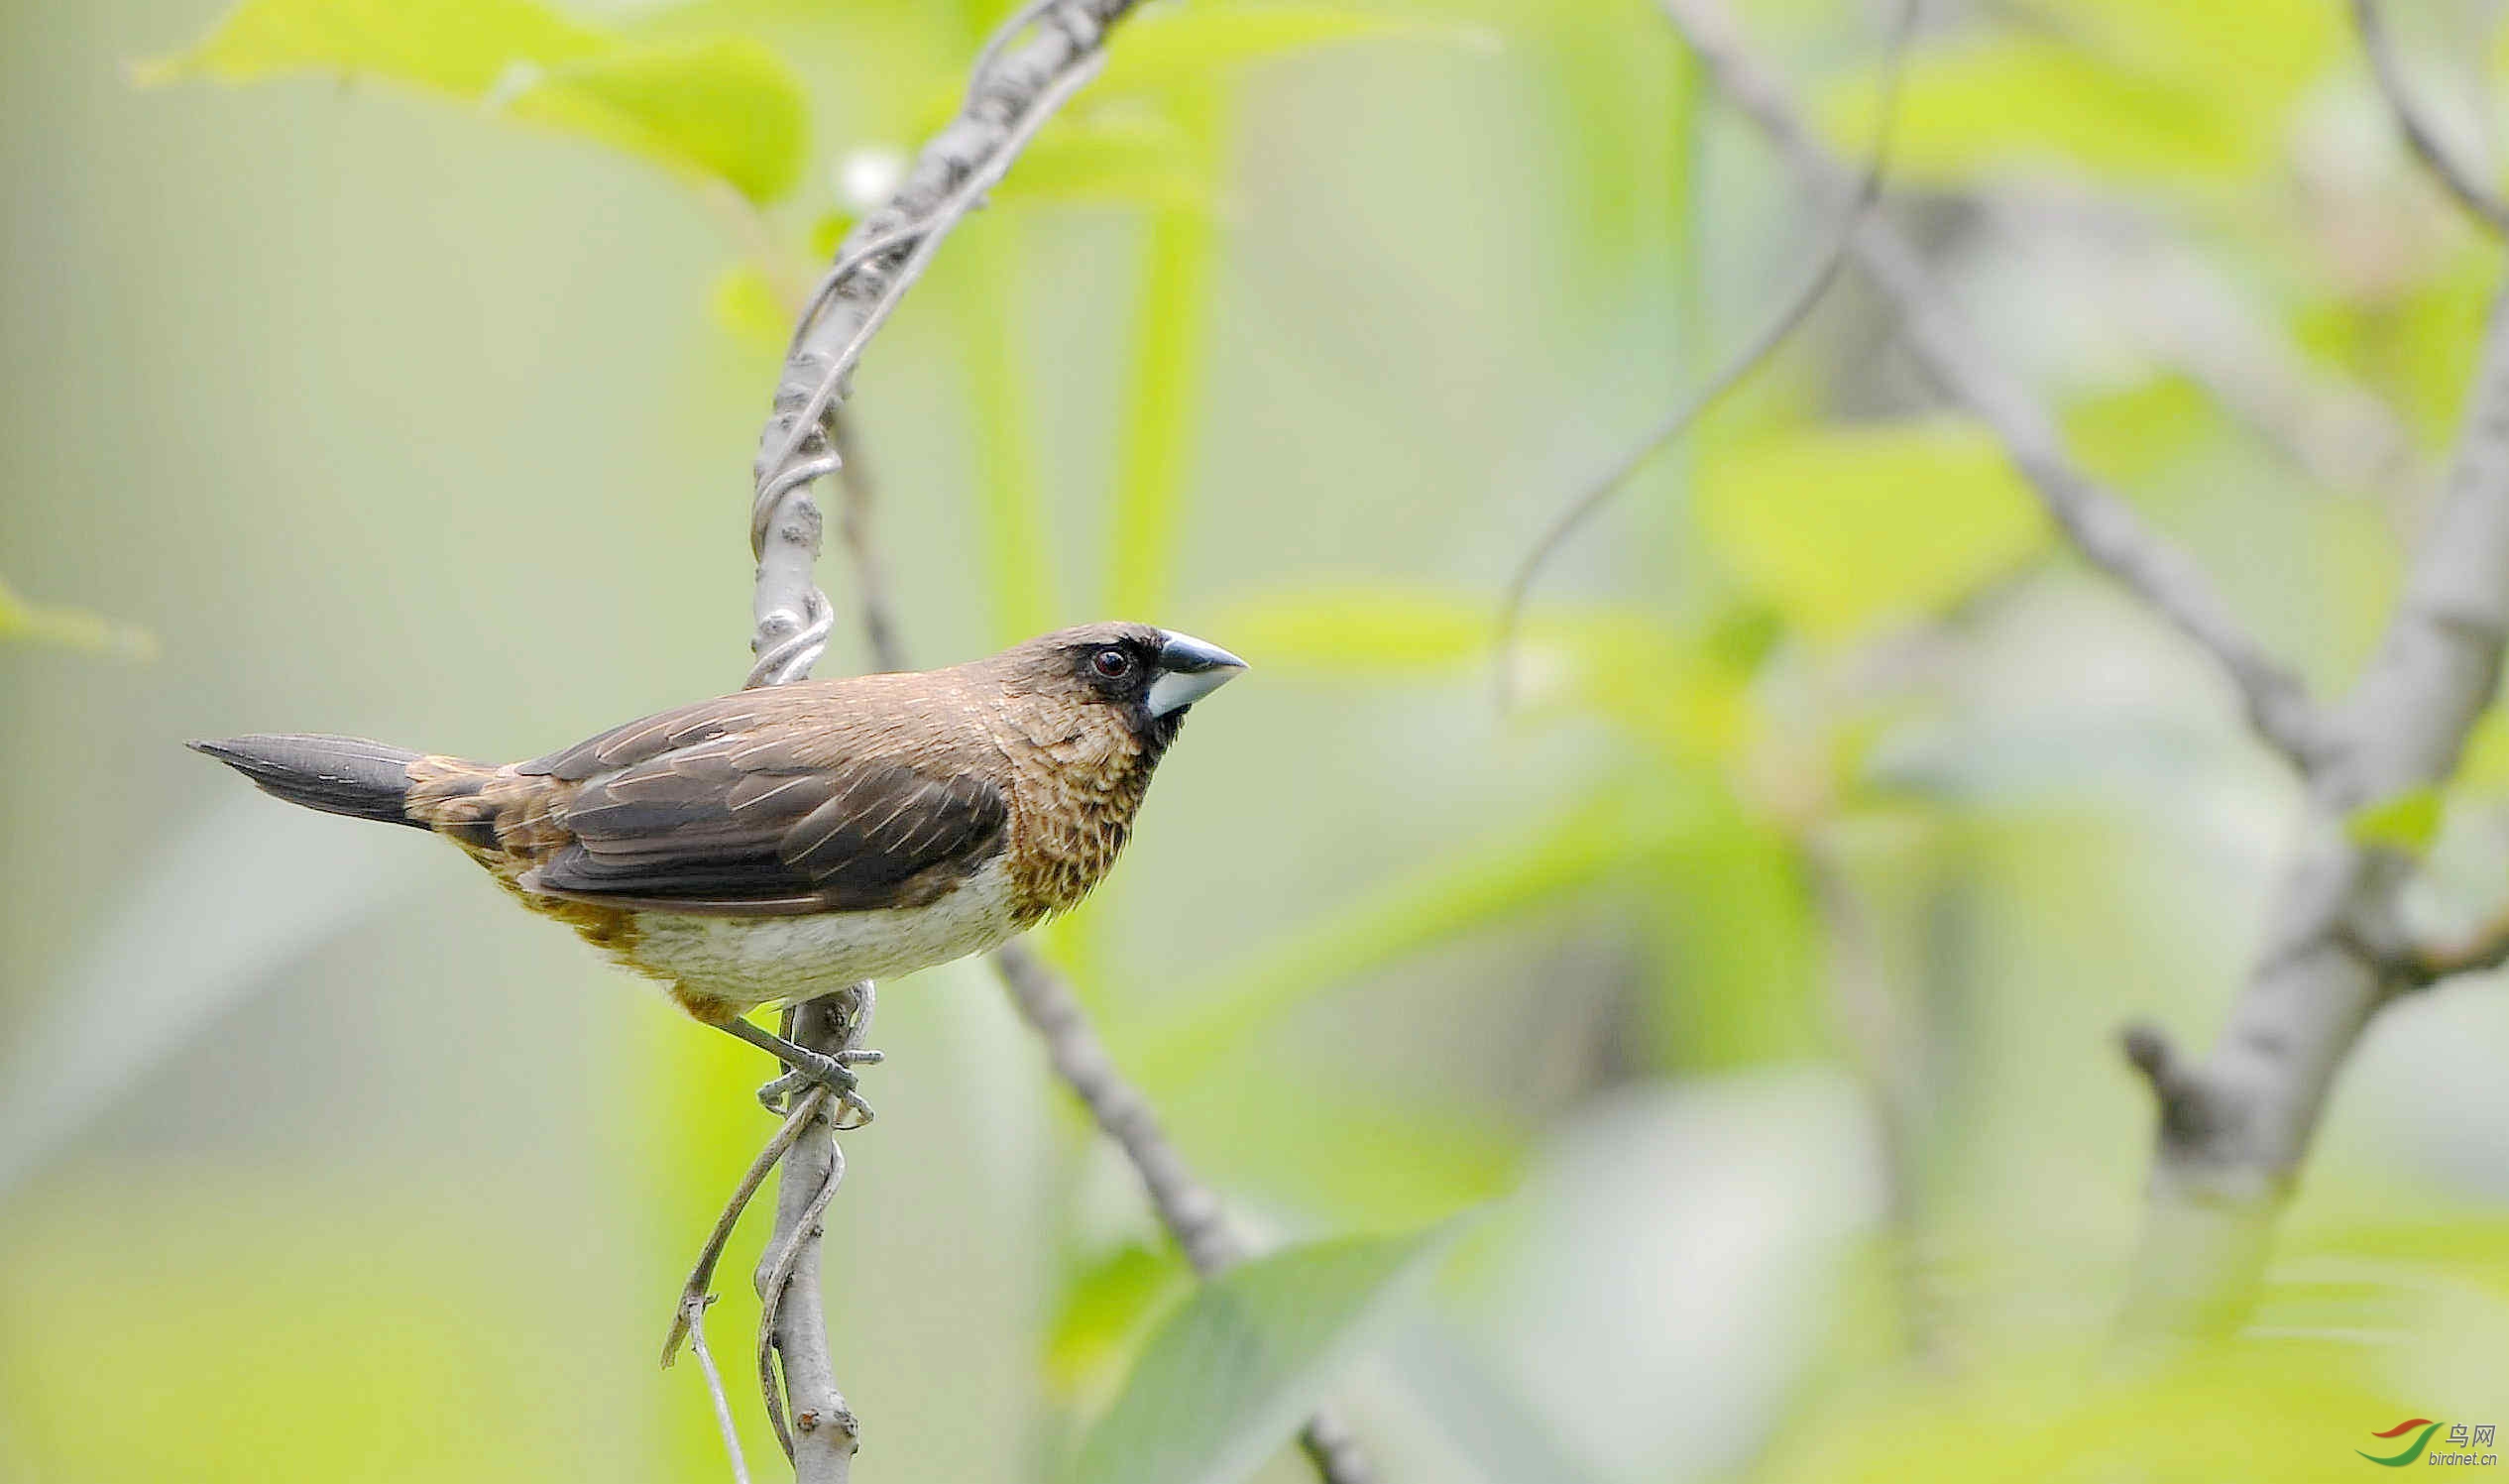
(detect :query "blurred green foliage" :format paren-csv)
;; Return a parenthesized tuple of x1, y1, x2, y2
(1066, 1229, 1446, 1484)
(0, 577, 153, 659)
(7, 0, 2509, 1479)
(142, 0, 811, 201)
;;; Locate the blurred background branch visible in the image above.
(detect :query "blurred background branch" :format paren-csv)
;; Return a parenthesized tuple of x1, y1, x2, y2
(989, 939, 1376, 1484)
(2353, 0, 2509, 235)
(1664, 0, 2509, 1344)
(1494, 0, 1915, 704)
(1655, 0, 2330, 772)
(2112, 275, 2509, 1332)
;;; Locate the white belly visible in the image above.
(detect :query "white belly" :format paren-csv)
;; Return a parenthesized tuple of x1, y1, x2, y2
(627, 858, 1023, 1008)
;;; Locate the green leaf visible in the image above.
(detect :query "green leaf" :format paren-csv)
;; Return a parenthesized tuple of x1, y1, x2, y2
(1819, 0, 2337, 191)
(892, 4, 1478, 197)
(1125, 794, 1661, 1096)
(707, 262, 795, 358)
(1822, 37, 2246, 185)
(1102, 91, 1223, 621)
(139, 0, 604, 89)
(1047, 1243, 1195, 1410)
(1698, 418, 2045, 642)
(2061, 375, 2215, 487)
(998, 108, 1213, 214)
(1219, 585, 1762, 758)
(511, 38, 807, 204)
(2347, 787, 2444, 855)
(0, 577, 153, 658)
(1097, 5, 1487, 101)
(144, 0, 808, 203)
(948, 224, 1059, 645)
(809, 210, 854, 260)
(1218, 586, 1496, 676)
(1760, 1335, 2424, 1484)
(1168, 1086, 1526, 1231)
(2454, 709, 2509, 791)
(1635, 799, 1822, 1070)
(0, 1178, 616, 1482)
(1535, 0, 1696, 293)
(1539, 613, 1756, 762)
(1064, 1229, 1447, 1484)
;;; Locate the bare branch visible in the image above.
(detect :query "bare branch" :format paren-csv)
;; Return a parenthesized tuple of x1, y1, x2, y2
(991, 942, 1246, 1271)
(748, 0, 1150, 690)
(2406, 905, 2509, 984)
(989, 942, 1373, 1482)
(1804, 840, 1945, 1362)
(1496, 0, 1917, 704)
(2351, 0, 2509, 236)
(1662, 0, 2509, 1341)
(755, 992, 870, 1482)
(685, 1296, 757, 1484)
(717, 4, 1168, 1477)
(2115, 1021, 2218, 1152)
(664, 1091, 828, 1367)
(1976, 185, 2423, 498)
(1654, 0, 2329, 769)
(2119, 282, 2509, 1331)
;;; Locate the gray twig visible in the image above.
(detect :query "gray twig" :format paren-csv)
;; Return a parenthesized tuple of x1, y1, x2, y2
(2110, 280, 2509, 1331)
(686, 1296, 757, 1484)
(991, 942, 1245, 1271)
(2351, 0, 2509, 236)
(1976, 185, 2421, 497)
(1803, 842, 1942, 1362)
(755, 993, 869, 1481)
(2407, 905, 2509, 984)
(1496, 0, 1918, 705)
(1662, 0, 2509, 1339)
(665, 1091, 829, 1367)
(989, 942, 1373, 1482)
(725, 5, 1159, 1479)
(747, 0, 1150, 691)
(1655, 0, 2328, 770)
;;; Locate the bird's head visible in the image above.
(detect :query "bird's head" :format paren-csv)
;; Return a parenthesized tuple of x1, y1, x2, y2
(995, 622, 1248, 748)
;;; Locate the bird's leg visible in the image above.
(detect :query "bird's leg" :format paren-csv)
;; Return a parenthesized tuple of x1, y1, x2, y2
(718, 1013, 883, 1126)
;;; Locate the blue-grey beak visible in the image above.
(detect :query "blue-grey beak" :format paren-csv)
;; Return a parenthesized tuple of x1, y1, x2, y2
(1146, 629, 1248, 717)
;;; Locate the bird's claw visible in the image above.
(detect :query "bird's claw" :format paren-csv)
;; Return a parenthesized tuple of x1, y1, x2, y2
(755, 1046, 883, 1128)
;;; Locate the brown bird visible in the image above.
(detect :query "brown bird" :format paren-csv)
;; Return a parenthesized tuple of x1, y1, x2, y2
(190, 623, 1246, 1116)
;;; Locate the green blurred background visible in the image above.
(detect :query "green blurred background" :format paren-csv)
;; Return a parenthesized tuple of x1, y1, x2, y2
(5, 0, 2508, 1479)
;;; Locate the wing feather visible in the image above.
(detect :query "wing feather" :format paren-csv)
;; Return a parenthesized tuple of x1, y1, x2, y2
(525, 740, 1005, 915)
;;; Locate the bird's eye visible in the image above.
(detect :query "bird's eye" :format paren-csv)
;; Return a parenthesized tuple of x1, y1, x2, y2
(1091, 648, 1134, 679)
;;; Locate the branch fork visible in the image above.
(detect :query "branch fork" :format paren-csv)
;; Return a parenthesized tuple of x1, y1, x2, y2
(1656, 0, 2509, 1338)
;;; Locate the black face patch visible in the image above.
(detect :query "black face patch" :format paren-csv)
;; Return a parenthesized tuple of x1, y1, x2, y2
(1074, 635, 1165, 706)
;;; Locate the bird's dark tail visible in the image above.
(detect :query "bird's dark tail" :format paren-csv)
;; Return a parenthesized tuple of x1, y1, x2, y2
(188, 733, 428, 829)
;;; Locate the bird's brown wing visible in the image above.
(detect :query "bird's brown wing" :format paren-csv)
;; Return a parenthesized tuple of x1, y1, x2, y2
(521, 691, 811, 780)
(517, 699, 1009, 916)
